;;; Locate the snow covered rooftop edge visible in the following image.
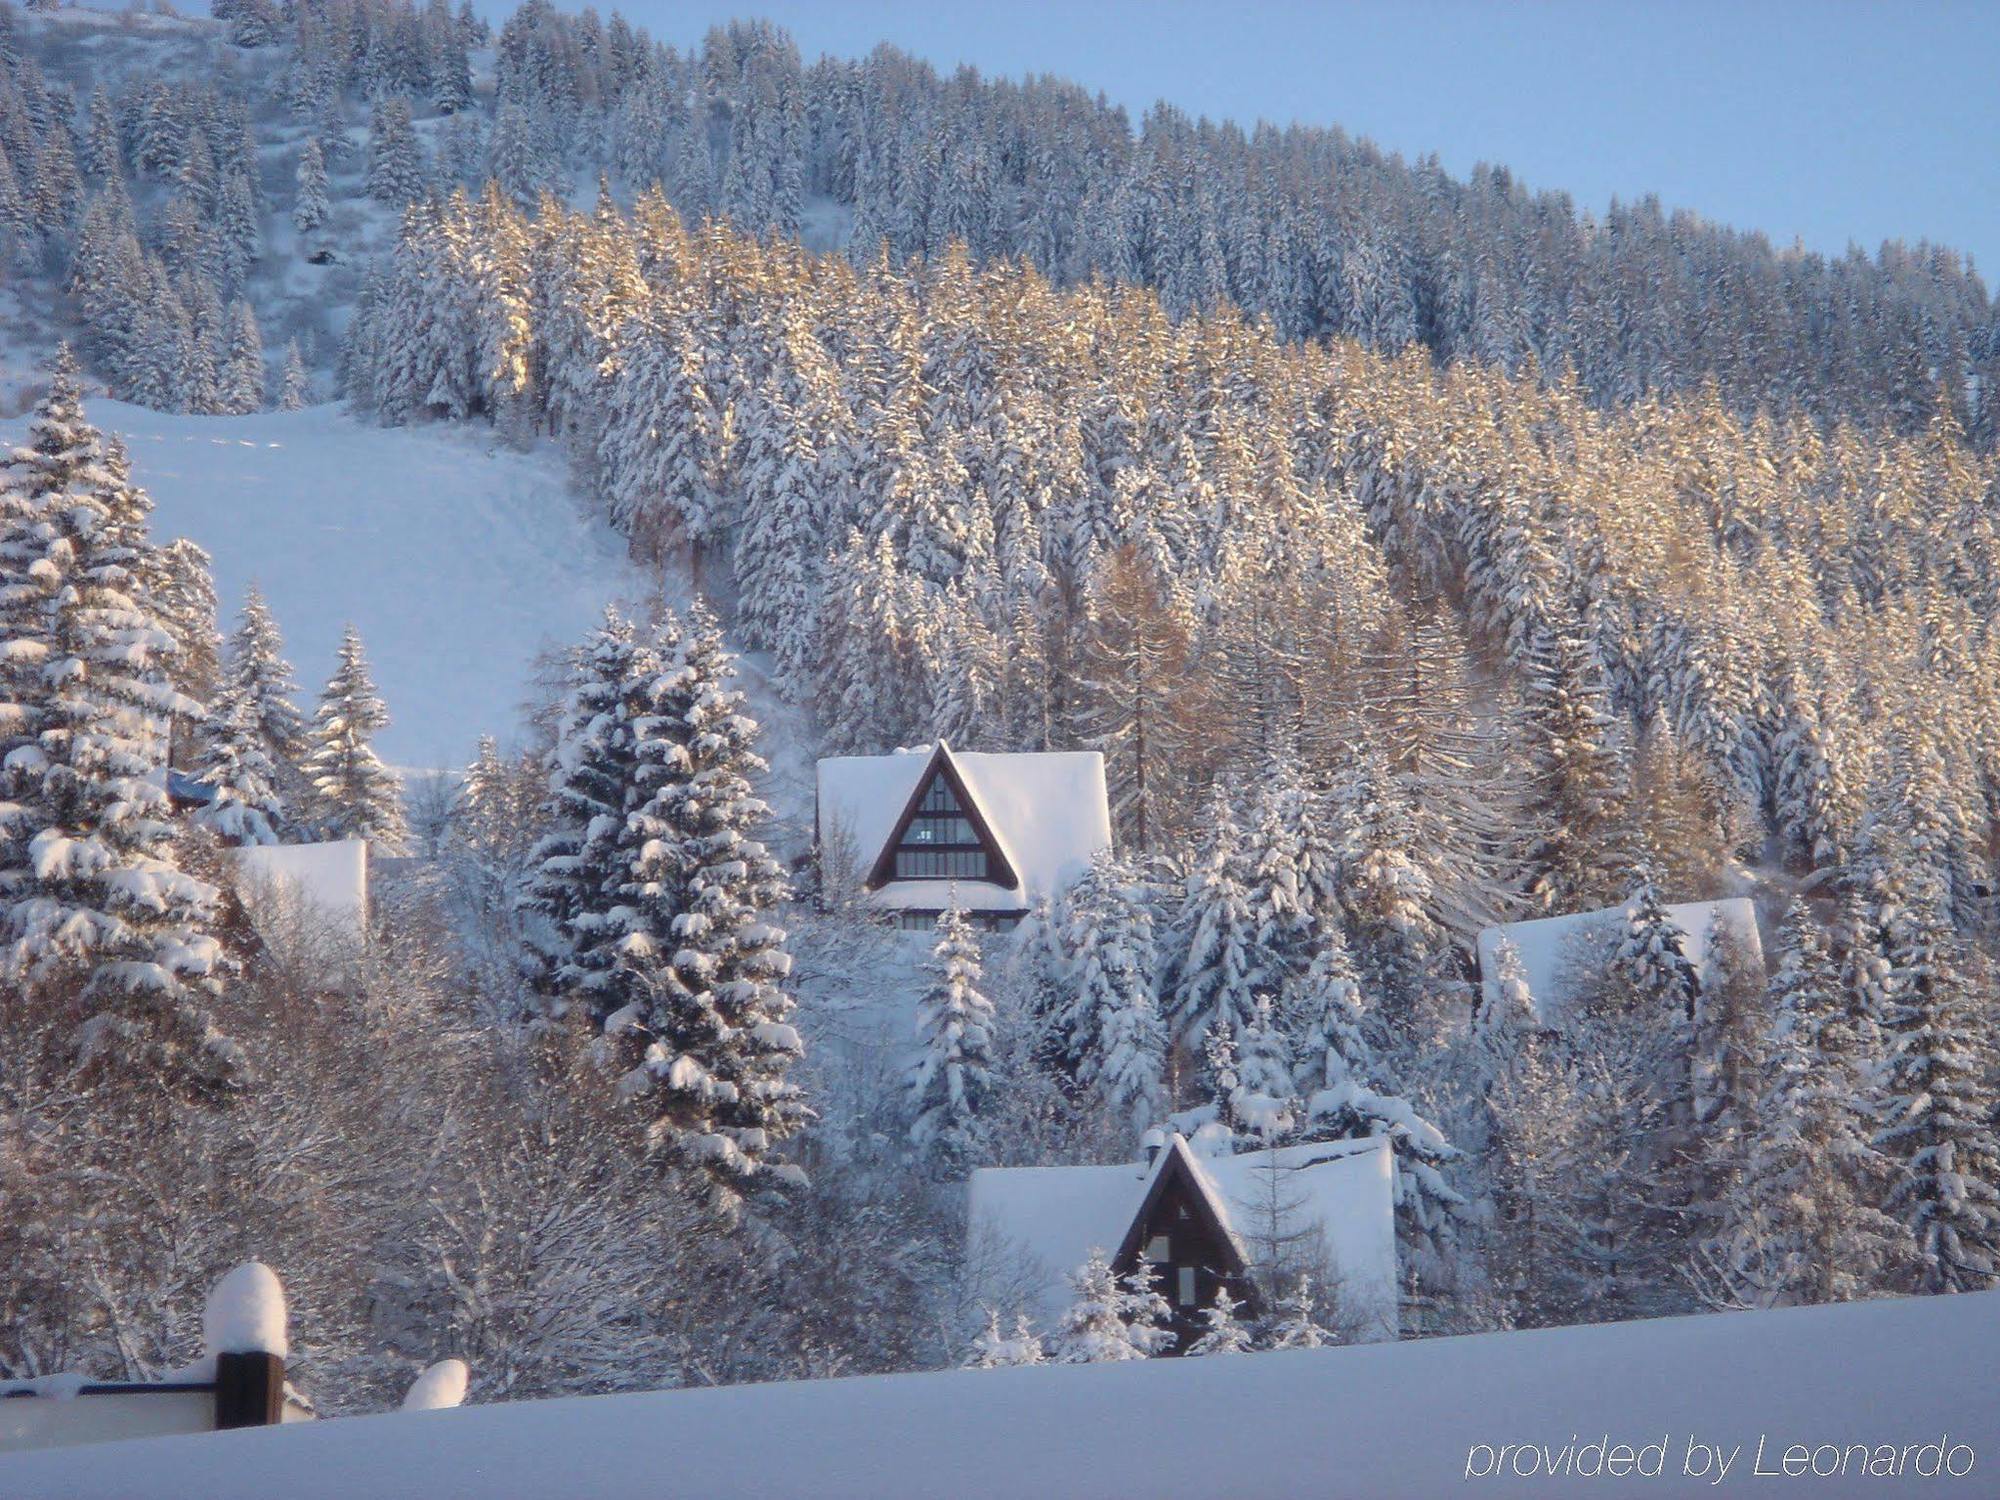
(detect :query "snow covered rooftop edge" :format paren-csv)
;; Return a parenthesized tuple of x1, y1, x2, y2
(4, 1291, 1992, 1500)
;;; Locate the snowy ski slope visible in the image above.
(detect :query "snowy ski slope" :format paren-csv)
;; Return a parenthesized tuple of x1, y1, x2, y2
(0, 400, 645, 770)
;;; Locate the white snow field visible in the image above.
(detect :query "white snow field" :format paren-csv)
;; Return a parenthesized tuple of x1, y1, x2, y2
(4, 1292, 1993, 1500)
(0, 401, 644, 769)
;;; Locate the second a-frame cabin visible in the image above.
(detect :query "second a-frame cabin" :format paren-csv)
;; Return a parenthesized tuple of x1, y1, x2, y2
(814, 742, 1111, 930)
(968, 1133, 1401, 1351)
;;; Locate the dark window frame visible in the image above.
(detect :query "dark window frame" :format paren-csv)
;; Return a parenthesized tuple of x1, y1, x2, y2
(864, 744, 1019, 891)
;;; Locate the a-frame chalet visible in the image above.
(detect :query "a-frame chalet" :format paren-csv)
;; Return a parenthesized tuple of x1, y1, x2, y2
(814, 742, 1111, 930)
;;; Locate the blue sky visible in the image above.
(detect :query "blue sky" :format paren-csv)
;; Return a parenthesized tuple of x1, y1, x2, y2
(567, 0, 2000, 281)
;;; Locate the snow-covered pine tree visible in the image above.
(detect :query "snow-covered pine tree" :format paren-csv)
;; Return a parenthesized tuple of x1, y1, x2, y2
(1482, 1013, 1595, 1327)
(192, 685, 284, 846)
(1203, 1017, 1240, 1129)
(151, 535, 221, 713)
(1608, 858, 1701, 1161)
(1060, 848, 1166, 1130)
(1053, 1250, 1172, 1362)
(1184, 1286, 1254, 1355)
(215, 583, 308, 791)
(1689, 907, 1766, 1202)
(1472, 935, 1536, 1086)
(1873, 876, 2000, 1293)
(218, 300, 265, 415)
(617, 602, 808, 1218)
(1290, 929, 1464, 1294)
(216, 172, 260, 290)
(1171, 785, 1263, 1057)
(1705, 899, 1903, 1307)
(906, 898, 998, 1173)
(302, 625, 407, 851)
(1612, 859, 1701, 1025)
(277, 340, 310, 411)
(1230, 993, 1297, 1144)
(0, 357, 228, 1077)
(293, 138, 330, 235)
(1263, 1275, 1330, 1349)
(1521, 626, 1629, 911)
(367, 97, 428, 206)
(965, 1309, 1046, 1369)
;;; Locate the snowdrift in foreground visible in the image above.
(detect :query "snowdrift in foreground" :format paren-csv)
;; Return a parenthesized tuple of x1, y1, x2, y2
(0, 402, 643, 768)
(5, 1292, 1993, 1500)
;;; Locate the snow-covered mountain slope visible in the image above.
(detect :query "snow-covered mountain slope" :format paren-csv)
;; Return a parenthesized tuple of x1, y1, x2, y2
(0, 400, 642, 769)
(7, 1291, 1994, 1500)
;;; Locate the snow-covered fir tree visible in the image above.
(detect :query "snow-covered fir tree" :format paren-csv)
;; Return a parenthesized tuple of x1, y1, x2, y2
(1263, 1275, 1331, 1349)
(302, 624, 407, 852)
(0, 356, 228, 1077)
(276, 340, 310, 411)
(1872, 873, 2000, 1293)
(1184, 1286, 1254, 1355)
(1705, 899, 1905, 1307)
(218, 300, 265, 415)
(965, 1310, 1045, 1369)
(366, 96, 427, 205)
(905, 898, 998, 1173)
(213, 583, 308, 789)
(1171, 786, 1264, 1056)
(1060, 849, 1166, 1130)
(1052, 1250, 1172, 1363)
(293, 137, 329, 234)
(602, 603, 808, 1219)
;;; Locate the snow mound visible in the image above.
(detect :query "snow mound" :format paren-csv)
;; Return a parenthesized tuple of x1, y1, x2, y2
(0, 402, 645, 769)
(400, 1361, 468, 1413)
(202, 1263, 287, 1359)
(4, 1292, 1993, 1499)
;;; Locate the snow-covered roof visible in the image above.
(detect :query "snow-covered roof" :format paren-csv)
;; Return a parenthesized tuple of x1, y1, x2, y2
(1476, 896, 1763, 1025)
(228, 841, 369, 950)
(815, 744, 1111, 911)
(968, 1135, 1399, 1341)
(6, 1292, 1995, 1499)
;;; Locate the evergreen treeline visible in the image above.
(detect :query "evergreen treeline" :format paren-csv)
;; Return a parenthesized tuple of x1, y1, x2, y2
(4, 0, 1999, 434)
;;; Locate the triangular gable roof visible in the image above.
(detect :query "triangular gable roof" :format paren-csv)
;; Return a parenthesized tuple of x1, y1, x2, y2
(1110, 1134, 1250, 1281)
(816, 745, 1112, 911)
(862, 741, 1021, 892)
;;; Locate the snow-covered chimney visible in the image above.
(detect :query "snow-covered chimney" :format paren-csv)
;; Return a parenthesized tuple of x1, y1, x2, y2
(202, 1262, 288, 1430)
(1140, 1127, 1166, 1168)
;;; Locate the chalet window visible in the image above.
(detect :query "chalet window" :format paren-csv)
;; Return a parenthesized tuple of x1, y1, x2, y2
(1144, 1236, 1169, 1262)
(891, 777, 992, 880)
(1177, 1266, 1197, 1307)
(896, 909, 1024, 932)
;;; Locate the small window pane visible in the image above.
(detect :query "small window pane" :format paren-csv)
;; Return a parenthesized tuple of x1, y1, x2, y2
(1177, 1266, 1197, 1307)
(1145, 1236, 1169, 1262)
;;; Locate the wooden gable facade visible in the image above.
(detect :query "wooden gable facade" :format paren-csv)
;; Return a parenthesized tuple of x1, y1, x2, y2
(864, 743, 1018, 892)
(1111, 1138, 1259, 1353)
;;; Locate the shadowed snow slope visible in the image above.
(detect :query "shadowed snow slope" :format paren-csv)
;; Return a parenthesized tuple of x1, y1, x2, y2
(0, 401, 644, 769)
(4, 1292, 1993, 1499)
